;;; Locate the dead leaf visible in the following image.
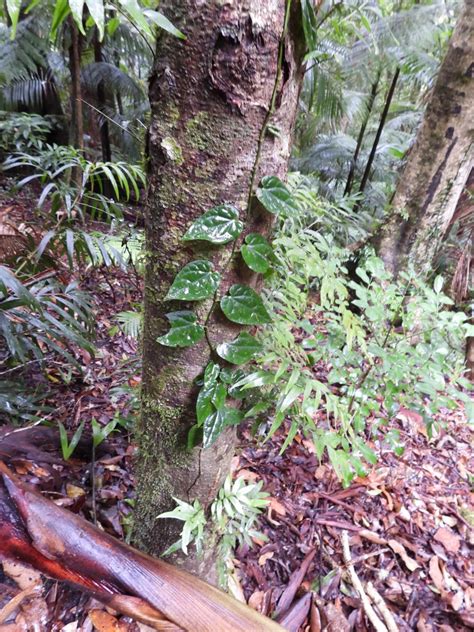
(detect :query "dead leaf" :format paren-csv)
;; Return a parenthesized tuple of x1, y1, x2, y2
(450, 591, 464, 611)
(433, 527, 460, 554)
(258, 551, 274, 566)
(388, 539, 420, 571)
(89, 609, 121, 632)
(269, 498, 286, 516)
(428, 556, 445, 592)
(248, 591, 265, 613)
(2, 561, 42, 591)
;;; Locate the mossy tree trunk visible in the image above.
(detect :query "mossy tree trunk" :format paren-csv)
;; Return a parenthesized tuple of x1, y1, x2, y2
(375, 1, 473, 277)
(134, 0, 303, 580)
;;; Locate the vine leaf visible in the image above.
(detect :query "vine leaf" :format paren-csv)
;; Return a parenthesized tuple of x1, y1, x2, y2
(220, 285, 272, 325)
(166, 260, 220, 301)
(256, 176, 298, 216)
(196, 363, 225, 425)
(182, 204, 243, 245)
(203, 408, 244, 448)
(216, 332, 262, 364)
(157, 311, 204, 347)
(241, 233, 273, 273)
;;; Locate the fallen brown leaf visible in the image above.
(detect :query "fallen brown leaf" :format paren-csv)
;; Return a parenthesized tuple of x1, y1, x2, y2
(433, 527, 460, 554)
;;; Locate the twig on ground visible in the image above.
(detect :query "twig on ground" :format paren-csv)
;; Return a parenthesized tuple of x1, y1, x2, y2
(366, 581, 399, 632)
(341, 530, 388, 632)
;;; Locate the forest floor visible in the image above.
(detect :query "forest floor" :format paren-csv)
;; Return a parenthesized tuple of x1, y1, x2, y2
(0, 179, 473, 632)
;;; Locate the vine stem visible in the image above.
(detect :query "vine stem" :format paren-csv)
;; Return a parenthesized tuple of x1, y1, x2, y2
(202, 0, 293, 355)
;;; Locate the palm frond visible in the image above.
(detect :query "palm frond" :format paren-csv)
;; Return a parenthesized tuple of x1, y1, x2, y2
(81, 62, 145, 103)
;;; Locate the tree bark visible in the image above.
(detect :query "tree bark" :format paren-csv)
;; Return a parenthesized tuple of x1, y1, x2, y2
(94, 28, 112, 162)
(135, 0, 304, 580)
(68, 18, 84, 154)
(375, 1, 474, 277)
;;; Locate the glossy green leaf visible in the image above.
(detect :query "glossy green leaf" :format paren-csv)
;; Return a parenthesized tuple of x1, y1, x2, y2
(220, 285, 271, 325)
(216, 332, 262, 364)
(255, 176, 298, 216)
(50, 0, 71, 39)
(118, 0, 152, 36)
(144, 9, 186, 39)
(157, 311, 204, 347)
(166, 260, 220, 301)
(183, 205, 243, 245)
(85, 0, 104, 39)
(203, 407, 244, 448)
(196, 363, 224, 425)
(241, 233, 273, 273)
(6, 0, 22, 38)
(68, 0, 86, 35)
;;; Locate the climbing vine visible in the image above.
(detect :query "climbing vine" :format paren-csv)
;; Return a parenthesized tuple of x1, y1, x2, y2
(157, 176, 295, 448)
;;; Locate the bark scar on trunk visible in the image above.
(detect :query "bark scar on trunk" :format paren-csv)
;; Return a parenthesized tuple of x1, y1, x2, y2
(209, 17, 278, 114)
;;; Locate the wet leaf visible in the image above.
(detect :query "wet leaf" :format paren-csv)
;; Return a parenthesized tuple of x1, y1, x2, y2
(157, 311, 204, 347)
(241, 234, 273, 273)
(203, 408, 243, 447)
(182, 205, 243, 244)
(220, 285, 271, 325)
(256, 176, 298, 216)
(166, 260, 220, 301)
(216, 332, 262, 364)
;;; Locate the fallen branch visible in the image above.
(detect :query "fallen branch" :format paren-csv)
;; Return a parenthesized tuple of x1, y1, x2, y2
(366, 581, 399, 632)
(341, 530, 388, 632)
(0, 462, 283, 631)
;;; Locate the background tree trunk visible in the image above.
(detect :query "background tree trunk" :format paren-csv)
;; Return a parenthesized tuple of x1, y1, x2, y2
(135, 0, 303, 580)
(375, 1, 473, 277)
(94, 28, 112, 162)
(69, 18, 84, 154)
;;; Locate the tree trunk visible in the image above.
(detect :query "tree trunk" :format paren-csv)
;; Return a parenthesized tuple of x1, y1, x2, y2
(94, 29, 112, 162)
(135, 0, 304, 580)
(375, 1, 473, 277)
(69, 18, 84, 154)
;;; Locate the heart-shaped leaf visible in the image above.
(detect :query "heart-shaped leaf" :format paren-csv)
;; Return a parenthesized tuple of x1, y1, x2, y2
(166, 260, 220, 301)
(256, 176, 298, 216)
(220, 285, 272, 325)
(157, 311, 204, 347)
(183, 204, 243, 245)
(203, 407, 244, 447)
(241, 233, 273, 273)
(217, 332, 262, 364)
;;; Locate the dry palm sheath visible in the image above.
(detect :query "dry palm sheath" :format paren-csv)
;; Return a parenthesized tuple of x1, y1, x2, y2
(0, 462, 283, 631)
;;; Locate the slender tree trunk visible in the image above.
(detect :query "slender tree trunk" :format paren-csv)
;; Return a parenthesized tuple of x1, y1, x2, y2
(357, 67, 400, 199)
(375, 1, 473, 276)
(69, 18, 84, 153)
(94, 29, 112, 162)
(135, 0, 304, 581)
(344, 71, 380, 196)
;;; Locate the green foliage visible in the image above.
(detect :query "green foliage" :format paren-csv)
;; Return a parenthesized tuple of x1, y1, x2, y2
(256, 175, 298, 216)
(91, 416, 118, 447)
(247, 217, 473, 485)
(3, 143, 145, 269)
(59, 420, 85, 460)
(182, 205, 243, 245)
(159, 474, 269, 581)
(165, 260, 220, 302)
(0, 112, 53, 154)
(114, 309, 142, 338)
(0, 265, 94, 367)
(157, 311, 204, 348)
(216, 332, 262, 365)
(241, 234, 273, 273)
(220, 285, 272, 325)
